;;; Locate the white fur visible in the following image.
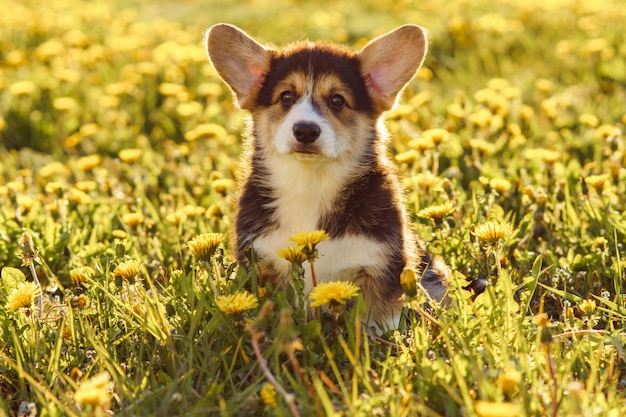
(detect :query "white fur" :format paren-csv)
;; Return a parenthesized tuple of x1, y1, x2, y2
(274, 94, 341, 158)
(255, 231, 390, 292)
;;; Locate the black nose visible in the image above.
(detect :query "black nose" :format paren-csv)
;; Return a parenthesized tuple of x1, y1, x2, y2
(293, 122, 321, 144)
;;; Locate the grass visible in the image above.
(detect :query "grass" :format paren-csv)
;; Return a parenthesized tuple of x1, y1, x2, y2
(1, 0, 626, 415)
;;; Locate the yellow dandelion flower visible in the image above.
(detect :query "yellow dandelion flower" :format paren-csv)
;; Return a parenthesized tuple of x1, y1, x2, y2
(473, 221, 514, 243)
(6, 282, 40, 312)
(594, 236, 608, 250)
(76, 154, 102, 171)
(497, 369, 521, 396)
(197, 82, 223, 97)
(79, 123, 100, 137)
(289, 230, 329, 254)
(519, 104, 535, 121)
(579, 299, 596, 316)
(112, 229, 127, 239)
(158, 82, 186, 97)
(74, 372, 112, 409)
(408, 137, 434, 152)
(53, 97, 78, 111)
(122, 212, 144, 227)
(395, 150, 419, 164)
(114, 259, 143, 282)
(276, 246, 307, 264)
(422, 128, 450, 145)
(417, 201, 455, 222)
(118, 148, 142, 163)
(67, 188, 93, 205)
(309, 281, 360, 307)
(259, 383, 277, 407)
(188, 233, 223, 262)
(469, 108, 493, 128)
(400, 267, 418, 297)
(136, 61, 159, 76)
(71, 294, 89, 308)
(469, 138, 496, 155)
(75, 180, 97, 193)
(39, 161, 67, 178)
(9, 80, 38, 96)
(70, 266, 95, 285)
(474, 400, 520, 417)
(584, 174, 609, 191)
(176, 101, 203, 118)
(490, 178, 512, 194)
(579, 113, 599, 128)
(184, 123, 228, 141)
(215, 291, 259, 315)
(211, 178, 234, 195)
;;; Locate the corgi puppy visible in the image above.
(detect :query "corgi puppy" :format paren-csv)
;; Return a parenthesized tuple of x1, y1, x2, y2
(206, 24, 449, 328)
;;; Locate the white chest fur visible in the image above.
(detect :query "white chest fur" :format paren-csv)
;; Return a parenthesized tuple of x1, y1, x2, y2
(253, 153, 390, 293)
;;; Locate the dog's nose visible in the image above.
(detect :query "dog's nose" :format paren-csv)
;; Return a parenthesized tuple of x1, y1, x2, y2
(293, 122, 321, 144)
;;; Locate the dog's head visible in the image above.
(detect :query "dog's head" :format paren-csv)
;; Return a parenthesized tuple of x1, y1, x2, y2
(206, 24, 428, 161)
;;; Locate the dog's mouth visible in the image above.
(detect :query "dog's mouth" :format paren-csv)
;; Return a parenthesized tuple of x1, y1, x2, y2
(290, 144, 323, 159)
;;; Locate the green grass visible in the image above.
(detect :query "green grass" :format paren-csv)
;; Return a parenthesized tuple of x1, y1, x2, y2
(1, 0, 626, 415)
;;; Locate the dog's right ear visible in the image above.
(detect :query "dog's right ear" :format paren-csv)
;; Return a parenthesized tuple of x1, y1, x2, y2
(206, 24, 272, 109)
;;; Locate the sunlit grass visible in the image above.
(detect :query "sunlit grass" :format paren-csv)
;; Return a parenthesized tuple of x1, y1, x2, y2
(1, 0, 626, 415)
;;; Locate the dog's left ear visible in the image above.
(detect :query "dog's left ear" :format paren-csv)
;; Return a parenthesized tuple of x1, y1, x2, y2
(359, 25, 428, 112)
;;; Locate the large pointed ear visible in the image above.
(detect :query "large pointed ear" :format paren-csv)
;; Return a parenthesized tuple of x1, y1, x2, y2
(206, 24, 272, 109)
(358, 25, 428, 112)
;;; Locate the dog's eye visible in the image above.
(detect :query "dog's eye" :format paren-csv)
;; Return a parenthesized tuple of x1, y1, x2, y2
(329, 94, 345, 109)
(279, 91, 294, 105)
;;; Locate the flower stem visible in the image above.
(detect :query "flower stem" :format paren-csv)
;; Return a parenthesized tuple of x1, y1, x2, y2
(248, 328, 300, 417)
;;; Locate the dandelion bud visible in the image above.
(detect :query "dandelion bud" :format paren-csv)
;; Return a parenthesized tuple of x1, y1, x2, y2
(400, 267, 418, 297)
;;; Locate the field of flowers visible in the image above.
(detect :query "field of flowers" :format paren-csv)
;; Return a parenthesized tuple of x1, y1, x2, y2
(1, 0, 626, 415)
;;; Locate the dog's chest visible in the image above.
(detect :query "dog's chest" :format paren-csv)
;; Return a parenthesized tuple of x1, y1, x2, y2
(251, 157, 390, 290)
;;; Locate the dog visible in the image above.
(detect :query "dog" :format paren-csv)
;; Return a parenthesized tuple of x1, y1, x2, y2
(206, 23, 450, 329)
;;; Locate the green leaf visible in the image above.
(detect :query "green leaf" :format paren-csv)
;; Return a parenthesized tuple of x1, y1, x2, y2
(0, 266, 26, 299)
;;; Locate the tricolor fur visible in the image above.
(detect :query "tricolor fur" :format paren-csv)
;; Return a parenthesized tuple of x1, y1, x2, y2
(206, 24, 449, 328)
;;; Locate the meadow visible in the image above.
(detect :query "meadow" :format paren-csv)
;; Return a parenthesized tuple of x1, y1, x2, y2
(1, 0, 626, 415)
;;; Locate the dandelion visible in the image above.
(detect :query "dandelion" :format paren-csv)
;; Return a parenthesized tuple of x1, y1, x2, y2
(76, 154, 102, 171)
(122, 212, 144, 227)
(309, 281, 360, 308)
(211, 178, 234, 195)
(70, 266, 95, 285)
(594, 236, 608, 250)
(71, 294, 89, 308)
(118, 148, 142, 163)
(53, 97, 78, 111)
(408, 137, 434, 152)
(176, 101, 203, 118)
(394, 150, 418, 164)
(400, 267, 418, 297)
(579, 299, 596, 316)
(184, 123, 228, 141)
(6, 282, 40, 312)
(114, 259, 143, 282)
(9, 80, 37, 96)
(584, 174, 609, 191)
(497, 369, 521, 396)
(474, 400, 520, 417)
(74, 372, 112, 409)
(422, 128, 450, 145)
(490, 178, 512, 194)
(289, 230, 329, 255)
(67, 188, 92, 205)
(276, 246, 307, 265)
(469, 138, 496, 155)
(259, 383, 277, 407)
(579, 113, 599, 127)
(474, 221, 513, 243)
(215, 290, 259, 315)
(188, 233, 223, 262)
(417, 201, 455, 223)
